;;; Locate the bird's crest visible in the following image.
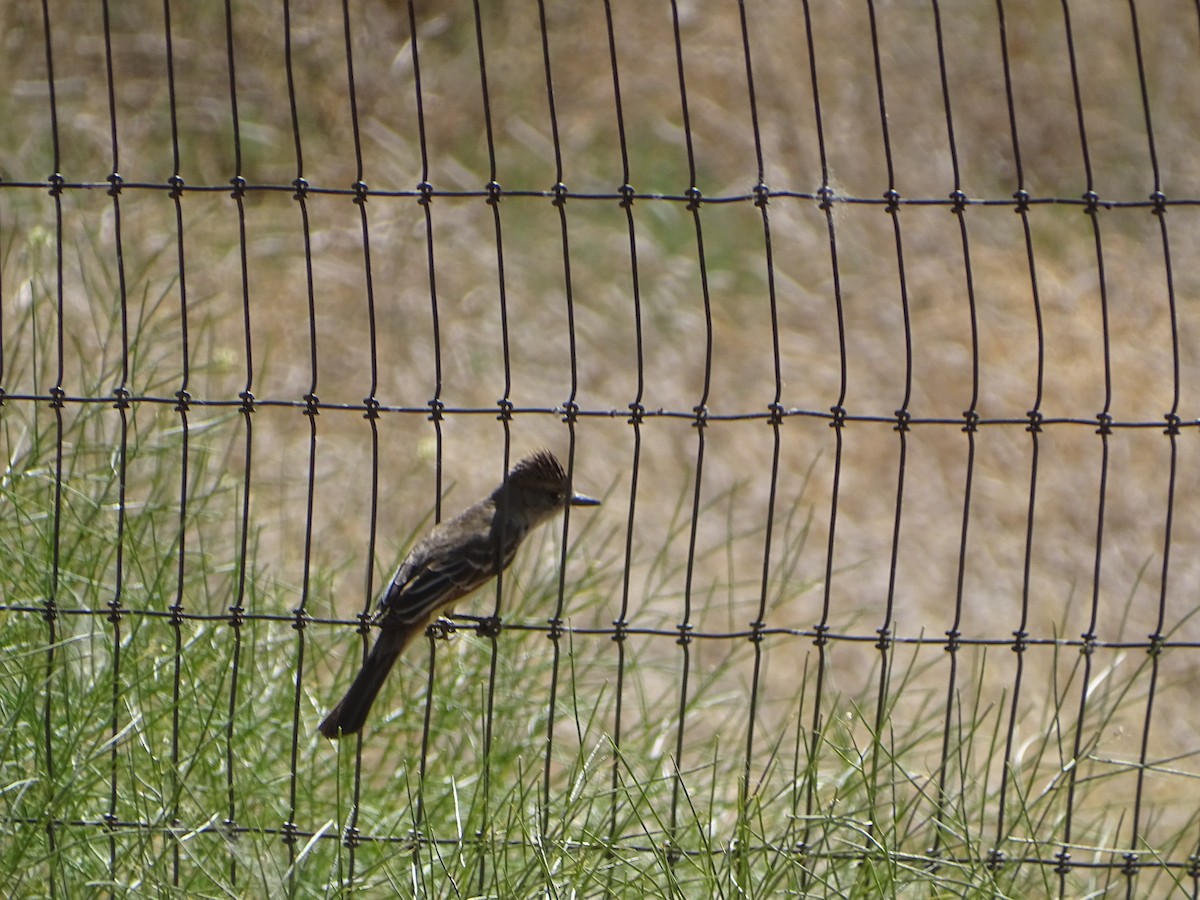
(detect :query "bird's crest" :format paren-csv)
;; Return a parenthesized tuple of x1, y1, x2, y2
(507, 449, 567, 486)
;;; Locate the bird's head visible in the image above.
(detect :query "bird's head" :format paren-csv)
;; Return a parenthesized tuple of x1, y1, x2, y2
(501, 450, 601, 523)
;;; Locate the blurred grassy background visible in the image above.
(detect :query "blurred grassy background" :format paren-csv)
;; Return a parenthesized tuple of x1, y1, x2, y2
(3, 0, 1200, 895)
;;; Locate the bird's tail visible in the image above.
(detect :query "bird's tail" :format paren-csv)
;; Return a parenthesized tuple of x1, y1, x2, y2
(318, 625, 414, 739)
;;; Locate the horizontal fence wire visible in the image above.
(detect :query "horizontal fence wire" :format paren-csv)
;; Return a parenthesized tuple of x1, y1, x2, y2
(3, 0, 1200, 897)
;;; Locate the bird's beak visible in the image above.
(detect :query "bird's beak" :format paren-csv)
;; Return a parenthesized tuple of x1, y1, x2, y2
(570, 492, 601, 507)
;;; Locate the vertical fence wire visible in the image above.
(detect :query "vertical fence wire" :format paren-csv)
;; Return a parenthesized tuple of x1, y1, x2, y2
(736, 0, 784, 837)
(664, 0, 715, 877)
(37, 0, 63, 894)
(1123, 0, 1177, 892)
(161, 0, 192, 886)
(471, 2, 512, 891)
(222, 0, 254, 891)
(404, 2, 443, 886)
(862, 0, 914, 872)
(279, 0, 322, 883)
(533, 0, 585, 843)
(98, 0, 131, 889)
(991, 0, 1047, 871)
(797, 0, 849, 880)
(600, 0, 647, 886)
(339, 0, 382, 886)
(928, 0, 983, 867)
(1057, 0, 1114, 888)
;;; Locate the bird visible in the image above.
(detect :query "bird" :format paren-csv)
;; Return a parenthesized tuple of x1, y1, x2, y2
(318, 449, 600, 739)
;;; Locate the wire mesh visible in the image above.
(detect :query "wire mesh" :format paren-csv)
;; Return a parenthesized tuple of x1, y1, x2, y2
(2, 0, 1200, 896)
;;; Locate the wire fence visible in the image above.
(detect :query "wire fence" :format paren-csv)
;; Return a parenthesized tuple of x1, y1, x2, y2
(3, 0, 1200, 896)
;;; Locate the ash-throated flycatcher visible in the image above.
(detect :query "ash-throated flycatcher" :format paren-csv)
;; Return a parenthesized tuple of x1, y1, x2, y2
(318, 450, 599, 739)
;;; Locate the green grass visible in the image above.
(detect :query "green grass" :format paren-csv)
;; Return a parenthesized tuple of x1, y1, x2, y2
(2, 323, 1196, 897)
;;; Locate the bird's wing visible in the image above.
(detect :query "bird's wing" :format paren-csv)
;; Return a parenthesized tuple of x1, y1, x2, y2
(374, 529, 501, 627)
